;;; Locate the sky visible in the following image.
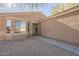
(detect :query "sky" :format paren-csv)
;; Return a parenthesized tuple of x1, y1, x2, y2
(39, 3, 55, 16)
(0, 3, 55, 16)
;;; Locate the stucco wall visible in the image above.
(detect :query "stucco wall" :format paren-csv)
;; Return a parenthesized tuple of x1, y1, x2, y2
(58, 14, 79, 31)
(0, 33, 27, 40)
(0, 12, 45, 40)
(41, 10, 79, 44)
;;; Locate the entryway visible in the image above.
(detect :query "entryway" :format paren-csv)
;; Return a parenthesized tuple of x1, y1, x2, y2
(32, 23, 38, 36)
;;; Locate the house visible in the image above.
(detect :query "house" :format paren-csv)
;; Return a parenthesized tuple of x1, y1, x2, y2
(0, 3, 79, 46)
(0, 12, 46, 40)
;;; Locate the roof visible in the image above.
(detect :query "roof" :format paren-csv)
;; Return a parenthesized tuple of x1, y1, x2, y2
(0, 12, 46, 21)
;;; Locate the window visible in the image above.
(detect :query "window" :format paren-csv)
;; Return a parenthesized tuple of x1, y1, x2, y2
(6, 18, 11, 33)
(15, 20, 26, 32)
(15, 21, 20, 32)
(20, 21, 26, 31)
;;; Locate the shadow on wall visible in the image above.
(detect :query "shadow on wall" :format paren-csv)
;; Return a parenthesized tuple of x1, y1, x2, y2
(41, 19, 79, 45)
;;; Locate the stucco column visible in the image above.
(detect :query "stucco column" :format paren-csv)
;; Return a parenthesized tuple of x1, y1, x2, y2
(10, 17, 15, 33)
(38, 22, 41, 36)
(1, 16, 6, 33)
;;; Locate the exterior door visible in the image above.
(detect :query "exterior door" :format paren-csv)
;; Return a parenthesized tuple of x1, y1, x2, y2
(33, 23, 38, 36)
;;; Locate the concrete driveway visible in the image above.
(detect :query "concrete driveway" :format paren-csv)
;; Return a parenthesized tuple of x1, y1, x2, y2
(0, 36, 77, 56)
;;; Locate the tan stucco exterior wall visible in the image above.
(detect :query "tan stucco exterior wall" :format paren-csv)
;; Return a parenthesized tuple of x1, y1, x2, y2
(0, 16, 34, 40)
(41, 7, 79, 44)
(0, 16, 33, 40)
(0, 12, 45, 40)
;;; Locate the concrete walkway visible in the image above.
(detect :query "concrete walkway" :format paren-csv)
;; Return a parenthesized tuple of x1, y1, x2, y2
(37, 36, 79, 55)
(0, 36, 77, 56)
